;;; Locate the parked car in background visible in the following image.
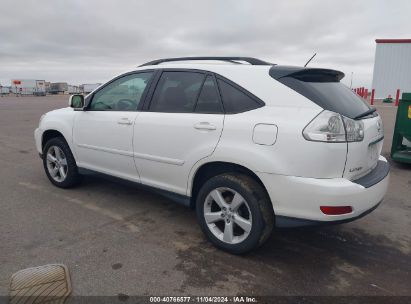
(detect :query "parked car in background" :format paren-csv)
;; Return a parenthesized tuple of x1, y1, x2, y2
(34, 57, 390, 254)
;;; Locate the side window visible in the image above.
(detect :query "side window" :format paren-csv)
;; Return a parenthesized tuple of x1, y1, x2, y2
(195, 76, 223, 114)
(149, 71, 205, 113)
(217, 79, 262, 113)
(89, 72, 153, 111)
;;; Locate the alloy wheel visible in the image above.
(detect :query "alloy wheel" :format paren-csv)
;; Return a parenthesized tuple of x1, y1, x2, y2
(46, 146, 68, 182)
(203, 187, 252, 244)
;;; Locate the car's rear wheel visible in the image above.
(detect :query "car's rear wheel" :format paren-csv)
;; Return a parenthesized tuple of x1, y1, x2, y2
(43, 137, 81, 188)
(196, 173, 274, 254)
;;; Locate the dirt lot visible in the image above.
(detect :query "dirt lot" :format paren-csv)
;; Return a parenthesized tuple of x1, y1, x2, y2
(0, 95, 410, 299)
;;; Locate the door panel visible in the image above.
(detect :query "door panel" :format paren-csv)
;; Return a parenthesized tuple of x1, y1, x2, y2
(133, 112, 223, 194)
(73, 111, 140, 181)
(133, 70, 225, 194)
(72, 71, 154, 181)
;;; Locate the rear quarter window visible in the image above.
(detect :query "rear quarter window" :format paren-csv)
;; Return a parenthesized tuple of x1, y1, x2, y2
(217, 79, 264, 114)
(195, 76, 223, 114)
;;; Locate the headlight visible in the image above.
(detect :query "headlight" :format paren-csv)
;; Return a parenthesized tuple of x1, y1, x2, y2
(303, 110, 364, 143)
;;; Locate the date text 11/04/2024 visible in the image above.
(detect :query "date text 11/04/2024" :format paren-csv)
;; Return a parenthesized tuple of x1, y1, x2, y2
(149, 296, 257, 303)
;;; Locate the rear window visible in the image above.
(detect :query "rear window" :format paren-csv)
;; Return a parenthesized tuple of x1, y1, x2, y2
(277, 77, 371, 119)
(149, 71, 205, 113)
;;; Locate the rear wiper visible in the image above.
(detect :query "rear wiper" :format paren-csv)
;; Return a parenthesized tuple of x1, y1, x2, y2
(354, 107, 376, 120)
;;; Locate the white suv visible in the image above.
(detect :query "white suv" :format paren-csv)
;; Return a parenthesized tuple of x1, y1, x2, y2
(34, 57, 390, 254)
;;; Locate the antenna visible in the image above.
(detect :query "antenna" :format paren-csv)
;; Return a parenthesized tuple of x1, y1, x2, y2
(304, 53, 317, 67)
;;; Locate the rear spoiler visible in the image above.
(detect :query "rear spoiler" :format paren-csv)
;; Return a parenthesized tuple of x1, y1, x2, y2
(269, 66, 345, 82)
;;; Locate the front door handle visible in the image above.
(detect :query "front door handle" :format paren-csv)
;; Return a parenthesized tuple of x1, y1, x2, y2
(194, 122, 217, 131)
(117, 118, 133, 125)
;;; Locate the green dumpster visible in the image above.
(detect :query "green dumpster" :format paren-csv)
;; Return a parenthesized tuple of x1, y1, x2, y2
(391, 92, 411, 163)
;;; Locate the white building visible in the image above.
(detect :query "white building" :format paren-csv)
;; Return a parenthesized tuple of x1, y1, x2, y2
(68, 85, 80, 94)
(371, 39, 411, 99)
(81, 83, 101, 94)
(10, 79, 46, 95)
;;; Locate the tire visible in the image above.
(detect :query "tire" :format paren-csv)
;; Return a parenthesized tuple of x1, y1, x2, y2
(196, 173, 274, 254)
(42, 137, 82, 188)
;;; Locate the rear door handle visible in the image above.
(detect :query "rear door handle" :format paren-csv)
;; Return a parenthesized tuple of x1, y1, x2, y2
(194, 122, 217, 131)
(117, 118, 133, 125)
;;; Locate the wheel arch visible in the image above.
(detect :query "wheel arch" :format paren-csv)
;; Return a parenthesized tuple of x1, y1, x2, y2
(41, 127, 77, 161)
(189, 161, 270, 209)
(42, 129, 66, 150)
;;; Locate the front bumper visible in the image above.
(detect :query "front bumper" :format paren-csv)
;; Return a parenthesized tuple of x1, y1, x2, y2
(256, 156, 390, 228)
(34, 128, 42, 155)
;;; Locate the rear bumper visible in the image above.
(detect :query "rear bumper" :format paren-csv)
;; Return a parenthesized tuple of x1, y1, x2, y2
(256, 156, 390, 227)
(352, 159, 390, 188)
(274, 201, 382, 228)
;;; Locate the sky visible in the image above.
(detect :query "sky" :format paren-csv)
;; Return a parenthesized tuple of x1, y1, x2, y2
(1, 0, 410, 88)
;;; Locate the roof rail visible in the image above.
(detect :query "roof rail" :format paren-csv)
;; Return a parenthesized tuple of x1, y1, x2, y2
(139, 57, 272, 67)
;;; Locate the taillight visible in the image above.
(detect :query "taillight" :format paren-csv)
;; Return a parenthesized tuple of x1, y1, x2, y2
(320, 206, 353, 215)
(303, 110, 364, 143)
(342, 116, 365, 142)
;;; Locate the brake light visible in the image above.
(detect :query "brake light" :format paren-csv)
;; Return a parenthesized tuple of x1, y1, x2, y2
(303, 110, 364, 143)
(320, 206, 353, 215)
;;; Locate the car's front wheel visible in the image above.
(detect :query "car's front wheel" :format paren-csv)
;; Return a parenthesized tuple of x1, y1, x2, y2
(196, 173, 274, 254)
(43, 137, 81, 188)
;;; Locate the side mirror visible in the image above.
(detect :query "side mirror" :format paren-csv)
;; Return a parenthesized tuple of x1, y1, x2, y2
(69, 94, 84, 109)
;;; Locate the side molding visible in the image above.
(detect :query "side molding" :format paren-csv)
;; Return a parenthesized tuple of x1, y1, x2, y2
(78, 167, 191, 207)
